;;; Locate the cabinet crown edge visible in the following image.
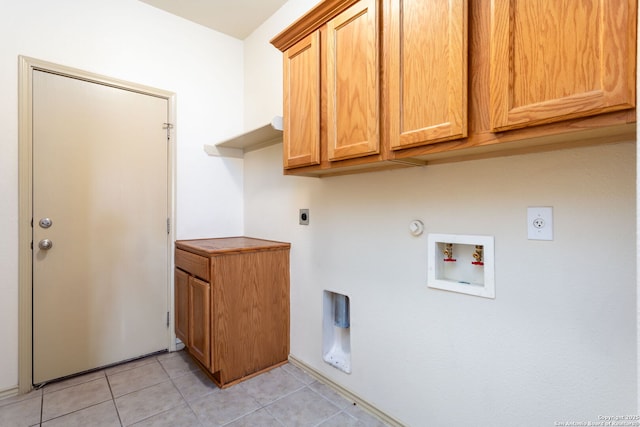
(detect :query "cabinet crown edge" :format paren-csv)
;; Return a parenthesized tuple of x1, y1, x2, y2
(270, 0, 360, 51)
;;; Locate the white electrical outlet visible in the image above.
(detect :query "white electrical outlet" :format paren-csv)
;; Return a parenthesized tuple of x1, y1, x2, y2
(299, 209, 309, 225)
(527, 207, 553, 240)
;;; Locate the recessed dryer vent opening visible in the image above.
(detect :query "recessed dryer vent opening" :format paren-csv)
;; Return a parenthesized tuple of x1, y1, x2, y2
(428, 234, 495, 299)
(322, 291, 351, 373)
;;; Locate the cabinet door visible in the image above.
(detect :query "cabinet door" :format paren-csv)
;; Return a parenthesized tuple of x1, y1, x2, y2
(490, 0, 636, 132)
(188, 276, 210, 369)
(174, 268, 189, 346)
(326, 0, 379, 161)
(283, 31, 321, 169)
(387, 0, 467, 150)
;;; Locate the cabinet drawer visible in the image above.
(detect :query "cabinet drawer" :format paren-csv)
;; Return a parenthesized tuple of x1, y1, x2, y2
(175, 249, 209, 281)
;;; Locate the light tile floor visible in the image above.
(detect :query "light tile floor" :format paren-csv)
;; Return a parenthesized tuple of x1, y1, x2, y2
(0, 351, 390, 426)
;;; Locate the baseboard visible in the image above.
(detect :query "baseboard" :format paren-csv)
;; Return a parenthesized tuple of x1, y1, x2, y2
(288, 355, 406, 427)
(0, 386, 19, 401)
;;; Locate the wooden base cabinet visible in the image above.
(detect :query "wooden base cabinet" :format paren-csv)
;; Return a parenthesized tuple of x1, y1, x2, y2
(174, 237, 290, 388)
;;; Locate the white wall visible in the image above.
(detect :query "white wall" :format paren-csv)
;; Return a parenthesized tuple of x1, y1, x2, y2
(243, 1, 638, 425)
(0, 0, 245, 392)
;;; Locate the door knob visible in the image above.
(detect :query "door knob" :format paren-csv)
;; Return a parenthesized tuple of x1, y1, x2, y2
(38, 218, 53, 228)
(39, 218, 53, 228)
(38, 239, 53, 250)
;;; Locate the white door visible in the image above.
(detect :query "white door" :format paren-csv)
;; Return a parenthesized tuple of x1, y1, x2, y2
(32, 70, 170, 384)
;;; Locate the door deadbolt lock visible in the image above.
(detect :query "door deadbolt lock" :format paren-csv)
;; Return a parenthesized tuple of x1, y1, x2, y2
(39, 218, 53, 229)
(38, 239, 53, 250)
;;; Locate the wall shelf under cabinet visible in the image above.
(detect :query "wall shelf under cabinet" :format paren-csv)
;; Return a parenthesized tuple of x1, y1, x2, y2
(204, 116, 283, 159)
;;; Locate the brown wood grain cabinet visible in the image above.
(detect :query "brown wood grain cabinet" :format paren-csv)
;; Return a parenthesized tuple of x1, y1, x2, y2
(271, 0, 636, 177)
(386, 0, 468, 150)
(489, 0, 637, 132)
(188, 276, 211, 370)
(275, 0, 385, 176)
(283, 30, 321, 169)
(174, 237, 290, 388)
(326, 0, 379, 161)
(174, 268, 189, 346)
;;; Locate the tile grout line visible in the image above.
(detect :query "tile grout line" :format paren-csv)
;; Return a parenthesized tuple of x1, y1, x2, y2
(179, 392, 204, 427)
(102, 353, 193, 427)
(310, 382, 360, 416)
(39, 388, 44, 426)
(282, 367, 347, 408)
(279, 367, 366, 426)
(169, 371, 206, 427)
(283, 365, 382, 423)
(184, 364, 304, 427)
(164, 352, 235, 427)
(25, 353, 184, 427)
(218, 395, 265, 427)
(104, 359, 157, 378)
(155, 354, 196, 416)
(306, 385, 348, 427)
(108, 359, 175, 400)
(7, 357, 381, 427)
(41, 375, 112, 424)
(40, 400, 116, 426)
(38, 369, 105, 396)
(166, 357, 202, 426)
(104, 370, 124, 427)
(260, 399, 290, 427)
(256, 370, 333, 427)
(251, 366, 341, 426)
(126, 354, 203, 427)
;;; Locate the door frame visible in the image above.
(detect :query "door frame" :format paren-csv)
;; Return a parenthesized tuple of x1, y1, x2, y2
(17, 56, 177, 393)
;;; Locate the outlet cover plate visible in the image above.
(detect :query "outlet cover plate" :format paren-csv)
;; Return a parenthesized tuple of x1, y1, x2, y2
(299, 209, 309, 225)
(527, 206, 553, 240)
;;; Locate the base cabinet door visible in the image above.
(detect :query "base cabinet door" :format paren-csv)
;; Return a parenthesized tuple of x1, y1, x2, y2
(174, 268, 189, 345)
(188, 276, 211, 370)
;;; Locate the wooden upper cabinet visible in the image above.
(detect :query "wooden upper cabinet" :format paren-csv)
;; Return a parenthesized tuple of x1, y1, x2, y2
(387, 0, 468, 150)
(490, 0, 637, 132)
(326, 0, 379, 161)
(272, 0, 636, 175)
(283, 31, 321, 169)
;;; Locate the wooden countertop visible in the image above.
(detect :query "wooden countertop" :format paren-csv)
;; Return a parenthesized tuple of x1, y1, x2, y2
(175, 237, 290, 257)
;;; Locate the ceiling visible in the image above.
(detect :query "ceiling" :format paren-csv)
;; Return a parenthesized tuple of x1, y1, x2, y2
(138, 0, 289, 40)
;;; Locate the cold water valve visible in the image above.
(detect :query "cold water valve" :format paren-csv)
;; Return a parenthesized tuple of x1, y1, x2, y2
(472, 245, 484, 266)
